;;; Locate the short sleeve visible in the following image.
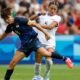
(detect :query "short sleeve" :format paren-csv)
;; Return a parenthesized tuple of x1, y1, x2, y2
(5, 24, 13, 33)
(52, 15, 61, 24)
(15, 17, 29, 25)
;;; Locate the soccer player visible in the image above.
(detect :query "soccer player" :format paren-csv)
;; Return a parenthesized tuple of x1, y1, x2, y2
(1, 7, 73, 80)
(0, 7, 49, 80)
(32, 2, 73, 80)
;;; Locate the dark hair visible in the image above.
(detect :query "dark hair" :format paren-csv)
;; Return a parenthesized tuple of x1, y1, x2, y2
(49, 2, 54, 7)
(19, 1, 30, 14)
(1, 7, 12, 20)
(48, 1, 59, 7)
(19, 1, 30, 8)
(0, 0, 7, 9)
(48, 1, 58, 12)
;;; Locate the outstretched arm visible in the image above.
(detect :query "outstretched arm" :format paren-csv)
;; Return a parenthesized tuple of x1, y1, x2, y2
(30, 15, 58, 30)
(41, 21, 58, 30)
(27, 20, 51, 40)
(30, 13, 45, 20)
(40, 16, 61, 30)
(30, 14, 39, 20)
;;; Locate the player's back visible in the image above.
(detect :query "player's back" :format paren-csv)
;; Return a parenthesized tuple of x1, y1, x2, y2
(8, 17, 38, 44)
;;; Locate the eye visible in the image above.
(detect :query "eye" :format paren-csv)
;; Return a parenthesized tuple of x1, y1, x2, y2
(50, 7, 56, 10)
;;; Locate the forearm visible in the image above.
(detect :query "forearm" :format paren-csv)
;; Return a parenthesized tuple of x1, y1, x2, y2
(35, 24, 50, 36)
(30, 13, 42, 20)
(41, 22, 58, 30)
(41, 25, 56, 30)
(30, 14, 38, 20)
(41, 25, 51, 30)
(28, 20, 48, 34)
(27, 20, 50, 40)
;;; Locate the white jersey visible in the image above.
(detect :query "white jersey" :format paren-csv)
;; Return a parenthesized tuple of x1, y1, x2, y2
(0, 17, 7, 34)
(34, 14, 61, 49)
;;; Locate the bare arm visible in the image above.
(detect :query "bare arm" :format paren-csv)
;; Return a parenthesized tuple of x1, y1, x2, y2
(27, 20, 51, 40)
(30, 13, 45, 20)
(0, 33, 9, 40)
(30, 14, 39, 20)
(41, 21, 58, 30)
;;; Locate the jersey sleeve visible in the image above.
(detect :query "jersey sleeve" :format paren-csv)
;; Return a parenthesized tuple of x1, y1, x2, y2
(15, 17, 29, 25)
(5, 24, 13, 33)
(52, 16, 61, 24)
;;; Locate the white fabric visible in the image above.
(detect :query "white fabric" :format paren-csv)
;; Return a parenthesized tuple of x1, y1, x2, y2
(44, 59, 53, 80)
(33, 14, 61, 49)
(0, 17, 7, 34)
(34, 63, 41, 76)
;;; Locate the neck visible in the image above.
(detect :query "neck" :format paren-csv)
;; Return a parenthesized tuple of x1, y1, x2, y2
(48, 12, 56, 16)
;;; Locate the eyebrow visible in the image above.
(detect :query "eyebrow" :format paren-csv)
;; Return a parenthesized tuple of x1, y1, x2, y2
(50, 7, 56, 10)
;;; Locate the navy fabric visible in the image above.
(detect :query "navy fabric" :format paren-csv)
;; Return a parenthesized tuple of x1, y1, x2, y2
(5, 17, 42, 57)
(18, 37, 42, 57)
(5, 17, 38, 44)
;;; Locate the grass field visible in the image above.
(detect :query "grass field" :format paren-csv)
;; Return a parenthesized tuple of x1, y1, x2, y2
(0, 64, 80, 80)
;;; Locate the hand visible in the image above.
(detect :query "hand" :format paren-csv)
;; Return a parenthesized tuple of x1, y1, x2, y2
(28, 20, 36, 26)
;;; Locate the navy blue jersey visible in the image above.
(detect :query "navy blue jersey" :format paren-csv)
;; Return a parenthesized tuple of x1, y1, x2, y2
(5, 17, 38, 44)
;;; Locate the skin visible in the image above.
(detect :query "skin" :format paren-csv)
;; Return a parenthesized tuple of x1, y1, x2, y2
(0, 16, 50, 40)
(0, 15, 53, 70)
(41, 5, 58, 30)
(34, 4, 58, 63)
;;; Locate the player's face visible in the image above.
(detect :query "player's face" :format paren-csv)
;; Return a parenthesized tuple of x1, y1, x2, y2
(48, 5, 57, 15)
(5, 16, 14, 24)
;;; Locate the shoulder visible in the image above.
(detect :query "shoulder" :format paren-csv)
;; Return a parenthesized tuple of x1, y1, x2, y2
(52, 15, 61, 20)
(39, 15, 45, 19)
(51, 15, 61, 23)
(15, 16, 26, 20)
(14, 16, 28, 24)
(39, 12, 48, 18)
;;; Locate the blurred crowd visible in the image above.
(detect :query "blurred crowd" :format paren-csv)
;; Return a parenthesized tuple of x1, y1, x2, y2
(0, 0, 80, 35)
